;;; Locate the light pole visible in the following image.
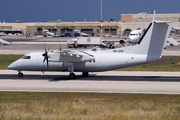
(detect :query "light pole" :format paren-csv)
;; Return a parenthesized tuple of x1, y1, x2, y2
(101, 0, 102, 21)
(100, 0, 103, 34)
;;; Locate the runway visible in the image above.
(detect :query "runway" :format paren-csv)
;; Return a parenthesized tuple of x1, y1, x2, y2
(1, 70, 180, 94)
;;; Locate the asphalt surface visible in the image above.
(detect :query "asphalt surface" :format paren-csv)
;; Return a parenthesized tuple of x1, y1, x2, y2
(1, 70, 180, 94)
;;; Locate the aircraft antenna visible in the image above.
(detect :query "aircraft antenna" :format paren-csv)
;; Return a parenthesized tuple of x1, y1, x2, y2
(152, 10, 156, 22)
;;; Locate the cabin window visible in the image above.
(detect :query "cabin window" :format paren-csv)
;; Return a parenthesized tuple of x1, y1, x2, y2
(21, 56, 31, 59)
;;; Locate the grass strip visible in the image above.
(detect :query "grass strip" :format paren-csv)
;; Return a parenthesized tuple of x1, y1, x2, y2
(0, 92, 180, 119)
(0, 54, 23, 69)
(118, 56, 180, 71)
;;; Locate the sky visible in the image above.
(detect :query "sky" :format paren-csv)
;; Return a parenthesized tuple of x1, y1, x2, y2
(0, 0, 180, 23)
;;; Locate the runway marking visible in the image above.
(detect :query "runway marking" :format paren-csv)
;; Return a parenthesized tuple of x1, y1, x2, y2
(155, 78, 180, 79)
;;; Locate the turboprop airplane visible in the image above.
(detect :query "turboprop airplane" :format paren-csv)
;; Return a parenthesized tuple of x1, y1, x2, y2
(8, 20, 171, 79)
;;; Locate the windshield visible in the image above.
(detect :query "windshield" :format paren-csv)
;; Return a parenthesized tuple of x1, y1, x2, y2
(21, 56, 31, 59)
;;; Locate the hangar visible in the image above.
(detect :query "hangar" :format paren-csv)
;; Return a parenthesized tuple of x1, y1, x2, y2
(25, 22, 119, 36)
(0, 12, 180, 36)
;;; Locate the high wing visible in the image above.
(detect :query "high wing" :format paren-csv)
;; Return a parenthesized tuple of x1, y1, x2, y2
(48, 49, 95, 63)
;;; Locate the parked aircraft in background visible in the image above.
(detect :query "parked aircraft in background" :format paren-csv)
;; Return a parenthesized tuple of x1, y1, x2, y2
(74, 30, 90, 37)
(8, 20, 171, 79)
(43, 29, 55, 36)
(0, 39, 10, 45)
(128, 29, 143, 43)
(127, 28, 178, 46)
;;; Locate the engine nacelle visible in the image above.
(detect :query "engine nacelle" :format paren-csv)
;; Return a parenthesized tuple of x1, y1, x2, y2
(119, 39, 126, 44)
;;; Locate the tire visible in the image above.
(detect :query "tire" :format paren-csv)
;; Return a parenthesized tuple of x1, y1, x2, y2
(170, 43, 174, 46)
(69, 73, 76, 79)
(82, 72, 89, 77)
(18, 73, 23, 77)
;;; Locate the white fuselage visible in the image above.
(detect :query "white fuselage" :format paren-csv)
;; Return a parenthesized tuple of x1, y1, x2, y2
(8, 50, 153, 72)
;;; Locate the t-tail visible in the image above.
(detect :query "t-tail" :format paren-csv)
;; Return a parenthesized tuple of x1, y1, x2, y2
(132, 21, 172, 62)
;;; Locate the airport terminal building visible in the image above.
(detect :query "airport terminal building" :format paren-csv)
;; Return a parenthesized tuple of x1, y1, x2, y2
(1, 12, 180, 36)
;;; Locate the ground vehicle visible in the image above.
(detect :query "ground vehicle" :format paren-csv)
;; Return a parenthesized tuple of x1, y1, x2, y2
(65, 33, 71, 37)
(53, 33, 60, 37)
(74, 33, 80, 37)
(67, 37, 107, 48)
(26, 33, 33, 37)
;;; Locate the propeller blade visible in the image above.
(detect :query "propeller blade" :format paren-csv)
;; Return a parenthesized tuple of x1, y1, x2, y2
(44, 43, 47, 53)
(43, 58, 46, 63)
(59, 40, 61, 51)
(42, 43, 49, 67)
(48, 47, 50, 52)
(46, 57, 49, 67)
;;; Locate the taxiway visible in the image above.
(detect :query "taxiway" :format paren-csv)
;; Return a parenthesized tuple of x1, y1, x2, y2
(1, 36, 180, 55)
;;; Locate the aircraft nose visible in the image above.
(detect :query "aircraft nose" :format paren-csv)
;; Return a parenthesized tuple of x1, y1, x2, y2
(8, 61, 18, 70)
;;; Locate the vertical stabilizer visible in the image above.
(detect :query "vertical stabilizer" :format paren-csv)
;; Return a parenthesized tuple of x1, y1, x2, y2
(133, 21, 172, 58)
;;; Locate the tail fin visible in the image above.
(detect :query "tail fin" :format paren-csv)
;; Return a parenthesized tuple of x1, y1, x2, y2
(133, 21, 172, 57)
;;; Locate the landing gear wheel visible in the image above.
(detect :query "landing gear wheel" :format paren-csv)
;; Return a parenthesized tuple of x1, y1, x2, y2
(18, 72, 23, 77)
(69, 73, 76, 79)
(82, 72, 89, 77)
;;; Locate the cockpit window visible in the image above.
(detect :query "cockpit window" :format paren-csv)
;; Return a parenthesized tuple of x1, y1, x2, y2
(21, 56, 31, 59)
(102, 41, 106, 43)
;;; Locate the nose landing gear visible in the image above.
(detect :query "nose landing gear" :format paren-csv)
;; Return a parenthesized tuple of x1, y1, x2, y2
(18, 71, 23, 77)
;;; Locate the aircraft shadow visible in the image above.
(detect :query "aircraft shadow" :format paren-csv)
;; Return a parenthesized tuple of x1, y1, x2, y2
(0, 74, 180, 82)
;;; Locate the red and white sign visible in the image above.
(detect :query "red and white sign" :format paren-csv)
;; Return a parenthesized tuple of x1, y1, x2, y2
(87, 38, 91, 42)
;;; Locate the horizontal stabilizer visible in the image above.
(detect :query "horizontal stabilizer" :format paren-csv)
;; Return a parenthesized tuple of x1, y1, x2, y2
(154, 21, 171, 24)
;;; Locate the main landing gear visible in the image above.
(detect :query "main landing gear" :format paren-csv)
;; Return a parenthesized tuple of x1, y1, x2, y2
(68, 66, 76, 79)
(69, 72, 89, 79)
(67, 64, 89, 79)
(18, 71, 23, 77)
(69, 73, 76, 79)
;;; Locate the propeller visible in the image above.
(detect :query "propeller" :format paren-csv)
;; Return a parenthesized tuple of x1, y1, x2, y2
(59, 40, 61, 51)
(42, 43, 49, 67)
